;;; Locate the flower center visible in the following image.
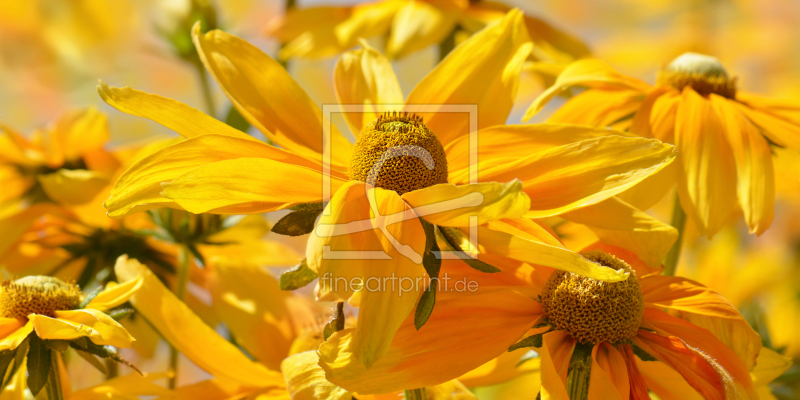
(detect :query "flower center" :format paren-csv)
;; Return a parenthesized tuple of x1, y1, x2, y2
(657, 52, 737, 98)
(349, 112, 448, 195)
(541, 250, 644, 344)
(0, 276, 81, 320)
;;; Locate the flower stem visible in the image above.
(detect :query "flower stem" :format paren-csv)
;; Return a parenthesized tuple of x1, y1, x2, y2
(169, 244, 192, 389)
(47, 352, 65, 400)
(404, 388, 427, 400)
(663, 192, 687, 276)
(566, 343, 593, 400)
(194, 61, 216, 118)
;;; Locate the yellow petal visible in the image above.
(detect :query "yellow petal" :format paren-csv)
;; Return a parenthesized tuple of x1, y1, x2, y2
(334, 0, 403, 49)
(548, 89, 644, 130)
(351, 187, 426, 368)
(46, 309, 134, 348)
(385, 1, 457, 59)
(113, 255, 283, 387)
(38, 169, 110, 205)
(650, 91, 681, 144)
(334, 41, 404, 136)
(401, 181, 530, 227)
(162, 156, 346, 214)
(675, 89, 737, 238)
(710, 95, 775, 235)
(172, 378, 257, 400)
(561, 196, 678, 267)
(210, 262, 317, 370)
(445, 123, 636, 182)
(426, 379, 478, 400)
(477, 136, 676, 218)
(282, 351, 351, 400)
(0, 318, 28, 351)
(105, 134, 333, 217)
(404, 9, 532, 146)
(67, 372, 174, 400)
(750, 347, 792, 388)
(457, 349, 536, 388)
(85, 277, 143, 312)
(97, 82, 256, 142)
(0, 356, 26, 400)
(735, 92, 800, 151)
(539, 331, 574, 400)
(476, 218, 631, 282)
(524, 59, 651, 121)
(615, 161, 677, 211)
(522, 14, 591, 62)
(51, 107, 109, 163)
(193, 25, 353, 167)
(319, 288, 542, 394)
(588, 343, 629, 400)
(29, 313, 96, 341)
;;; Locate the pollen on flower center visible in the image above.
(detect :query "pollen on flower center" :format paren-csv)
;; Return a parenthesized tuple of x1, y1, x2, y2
(349, 111, 448, 195)
(541, 250, 644, 344)
(657, 52, 737, 98)
(0, 276, 82, 320)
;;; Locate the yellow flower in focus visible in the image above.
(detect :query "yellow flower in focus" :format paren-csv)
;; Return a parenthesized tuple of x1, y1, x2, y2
(526, 53, 800, 238)
(98, 9, 676, 371)
(0, 108, 117, 216)
(0, 274, 140, 350)
(267, 0, 589, 63)
(318, 242, 762, 399)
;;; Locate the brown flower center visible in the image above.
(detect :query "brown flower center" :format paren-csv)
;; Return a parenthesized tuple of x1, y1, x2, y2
(348, 112, 448, 195)
(541, 250, 644, 344)
(0, 276, 81, 320)
(657, 52, 737, 98)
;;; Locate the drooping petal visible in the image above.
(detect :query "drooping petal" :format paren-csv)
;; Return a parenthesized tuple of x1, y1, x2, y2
(674, 88, 737, 238)
(616, 344, 650, 400)
(561, 196, 677, 267)
(171, 377, 257, 400)
(404, 9, 532, 146)
(38, 169, 110, 205)
(104, 134, 332, 217)
(735, 92, 800, 151)
(548, 89, 644, 130)
(630, 87, 671, 138)
(588, 343, 629, 400)
(640, 275, 762, 370)
(474, 218, 631, 282)
(351, 187, 426, 368)
(318, 288, 542, 394)
(385, 1, 457, 59)
(636, 359, 704, 400)
(46, 309, 134, 348)
(477, 136, 676, 218)
(444, 123, 636, 179)
(66, 372, 174, 400)
(0, 318, 28, 351)
(649, 91, 681, 144)
(457, 349, 535, 388)
(113, 256, 283, 387)
(524, 59, 651, 120)
(193, 25, 353, 166)
(161, 157, 347, 214)
(710, 95, 775, 235)
(282, 351, 351, 400)
(27, 314, 99, 342)
(85, 277, 143, 312)
(401, 181, 530, 227)
(539, 331, 574, 400)
(334, 41, 404, 136)
(580, 241, 662, 277)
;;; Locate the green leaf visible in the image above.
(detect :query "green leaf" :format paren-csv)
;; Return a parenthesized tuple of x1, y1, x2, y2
(322, 321, 336, 341)
(414, 285, 436, 330)
(74, 349, 108, 375)
(437, 226, 500, 273)
(69, 338, 142, 375)
(26, 335, 51, 396)
(224, 105, 251, 133)
(508, 333, 545, 351)
(79, 286, 104, 308)
(322, 303, 345, 341)
(630, 343, 658, 362)
(271, 210, 323, 236)
(0, 348, 17, 389)
(279, 259, 318, 291)
(187, 243, 206, 268)
(107, 308, 135, 321)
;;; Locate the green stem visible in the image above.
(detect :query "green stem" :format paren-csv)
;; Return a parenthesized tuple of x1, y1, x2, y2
(404, 388, 427, 400)
(106, 358, 119, 379)
(169, 245, 192, 389)
(195, 61, 216, 117)
(47, 352, 65, 400)
(438, 27, 457, 62)
(663, 192, 687, 276)
(566, 344, 592, 400)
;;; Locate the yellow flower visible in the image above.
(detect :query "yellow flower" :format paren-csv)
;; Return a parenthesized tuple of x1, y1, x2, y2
(0, 108, 115, 215)
(0, 275, 140, 351)
(267, 0, 589, 62)
(319, 241, 763, 399)
(99, 10, 675, 369)
(526, 53, 800, 237)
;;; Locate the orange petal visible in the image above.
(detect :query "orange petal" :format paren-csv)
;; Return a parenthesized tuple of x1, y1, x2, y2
(674, 88, 737, 238)
(588, 343, 629, 400)
(318, 288, 542, 394)
(616, 344, 650, 400)
(735, 92, 800, 151)
(539, 330, 575, 400)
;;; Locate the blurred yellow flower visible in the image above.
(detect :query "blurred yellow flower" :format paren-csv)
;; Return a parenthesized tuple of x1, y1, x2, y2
(527, 53, 800, 238)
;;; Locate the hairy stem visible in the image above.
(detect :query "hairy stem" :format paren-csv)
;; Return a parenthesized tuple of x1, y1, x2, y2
(663, 192, 687, 276)
(404, 388, 427, 400)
